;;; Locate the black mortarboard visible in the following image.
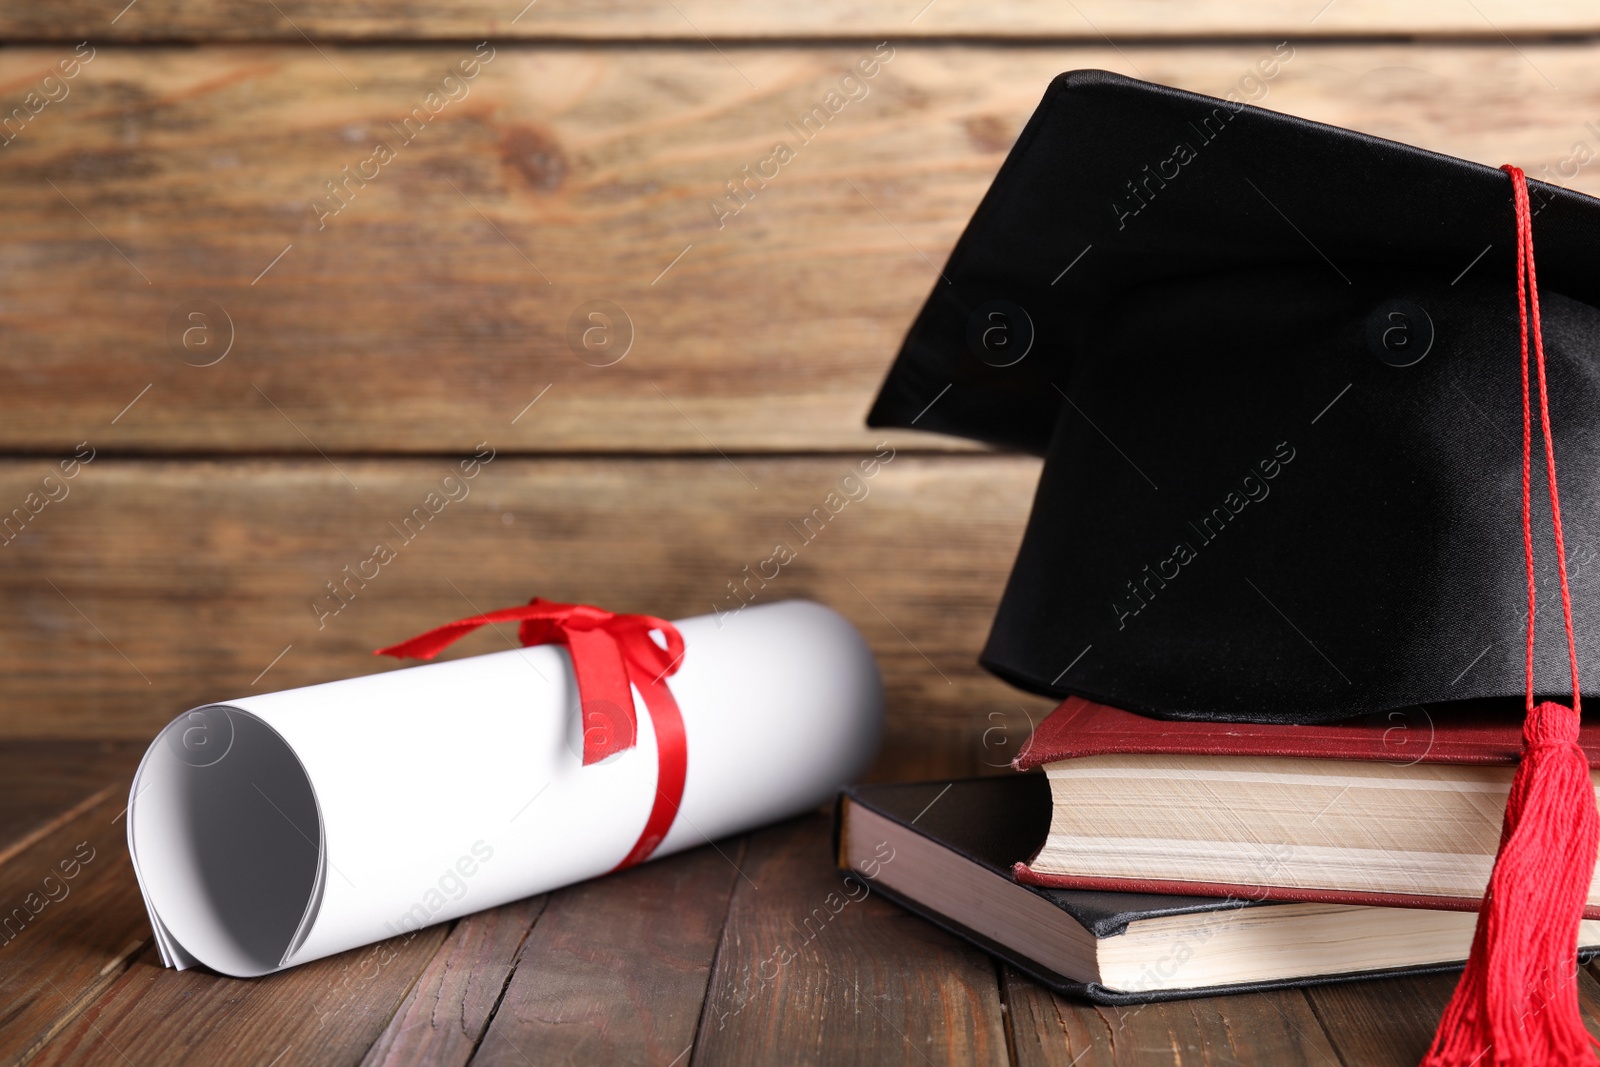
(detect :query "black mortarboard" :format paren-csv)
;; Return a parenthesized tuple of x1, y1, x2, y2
(868, 69, 1600, 727)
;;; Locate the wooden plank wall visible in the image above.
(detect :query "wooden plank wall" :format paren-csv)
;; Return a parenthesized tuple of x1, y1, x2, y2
(3, 4, 1599, 778)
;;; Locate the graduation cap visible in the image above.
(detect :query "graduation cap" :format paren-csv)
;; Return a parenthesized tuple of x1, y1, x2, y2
(867, 71, 1600, 1063)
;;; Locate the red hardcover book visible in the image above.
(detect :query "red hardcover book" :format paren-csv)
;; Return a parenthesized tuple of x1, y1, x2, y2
(1011, 697, 1600, 918)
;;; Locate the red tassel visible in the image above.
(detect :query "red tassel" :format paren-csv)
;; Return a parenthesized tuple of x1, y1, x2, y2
(1421, 166, 1600, 1064)
(1421, 702, 1598, 1066)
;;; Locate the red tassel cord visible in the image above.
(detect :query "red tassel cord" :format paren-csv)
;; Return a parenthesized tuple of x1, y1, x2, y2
(1422, 167, 1600, 1065)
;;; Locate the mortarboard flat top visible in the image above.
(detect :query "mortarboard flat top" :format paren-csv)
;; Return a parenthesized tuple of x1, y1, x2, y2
(869, 70, 1600, 725)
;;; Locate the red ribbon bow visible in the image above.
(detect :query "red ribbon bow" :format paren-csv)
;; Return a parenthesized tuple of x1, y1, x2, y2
(375, 597, 688, 870)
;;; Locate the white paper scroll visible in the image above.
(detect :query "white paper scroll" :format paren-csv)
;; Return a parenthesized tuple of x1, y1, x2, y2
(127, 600, 883, 977)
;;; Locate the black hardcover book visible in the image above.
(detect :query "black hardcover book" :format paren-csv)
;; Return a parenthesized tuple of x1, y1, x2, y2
(834, 776, 1556, 1004)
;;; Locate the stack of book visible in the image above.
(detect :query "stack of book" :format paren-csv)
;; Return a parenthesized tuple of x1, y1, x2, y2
(835, 697, 1600, 1002)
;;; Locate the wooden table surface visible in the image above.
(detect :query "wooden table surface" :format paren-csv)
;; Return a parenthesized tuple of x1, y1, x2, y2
(5, 740, 1600, 1067)
(8, 1, 1600, 1063)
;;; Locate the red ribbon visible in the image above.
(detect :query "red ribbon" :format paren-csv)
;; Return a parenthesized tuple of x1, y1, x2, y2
(374, 597, 688, 870)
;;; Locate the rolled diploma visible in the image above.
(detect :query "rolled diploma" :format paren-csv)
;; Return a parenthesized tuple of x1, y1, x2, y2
(128, 599, 883, 977)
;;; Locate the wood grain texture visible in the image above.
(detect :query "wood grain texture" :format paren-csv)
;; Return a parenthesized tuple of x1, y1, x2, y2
(5, 1, 1599, 42)
(7, 761, 1600, 1064)
(1003, 966, 1344, 1067)
(359, 896, 546, 1067)
(0, 740, 141, 860)
(468, 841, 743, 1067)
(29, 927, 452, 1067)
(0, 790, 151, 1067)
(693, 814, 1010, 1067)
(1305, 968, 1600, 1067)
(0, 454, 1053, 784)
(1301, 970, 1455, 1067)
(7, 2, 1600, 1064)
(4, 743, 458, 1067)
(4, 43, 1600, 453)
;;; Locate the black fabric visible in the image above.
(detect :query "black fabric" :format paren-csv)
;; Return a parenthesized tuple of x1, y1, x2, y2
(866, 70, 1600, 722)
